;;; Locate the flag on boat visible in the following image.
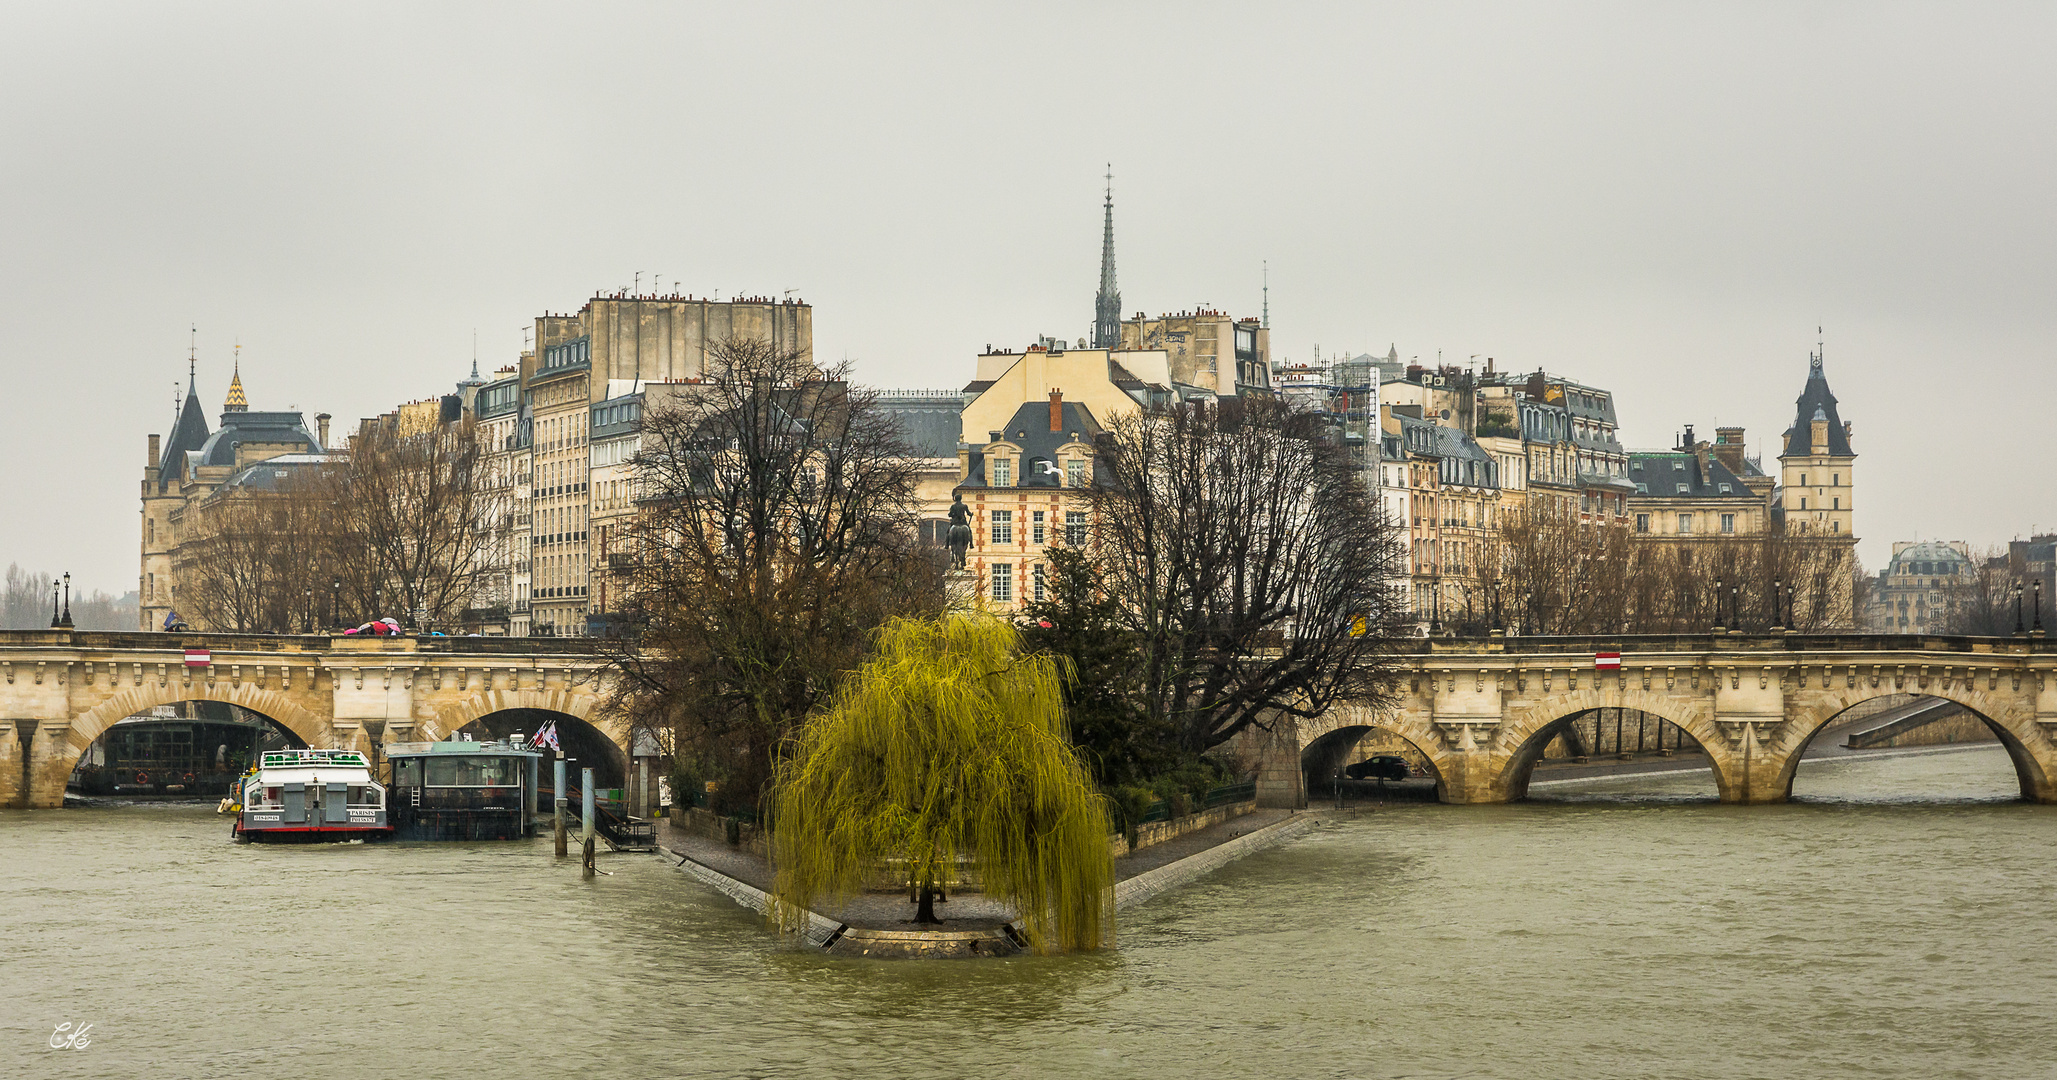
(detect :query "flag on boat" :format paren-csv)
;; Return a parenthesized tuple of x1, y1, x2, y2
(531, 720, 560, 752)
(1593, 652, 1621, 670)
(184, 648, 211, 667)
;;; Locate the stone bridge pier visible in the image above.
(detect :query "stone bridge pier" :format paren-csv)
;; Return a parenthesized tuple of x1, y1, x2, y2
(1245, 634, 2057, 807)
(1, 630, 632, 809)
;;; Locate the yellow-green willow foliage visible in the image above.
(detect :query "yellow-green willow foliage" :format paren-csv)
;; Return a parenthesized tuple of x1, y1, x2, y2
(769, 614, 1115, 954)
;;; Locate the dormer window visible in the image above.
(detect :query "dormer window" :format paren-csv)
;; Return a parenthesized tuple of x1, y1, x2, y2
(1675, 484, 1689, 494)
(990, 457, 1012, 486)
(1672, 460, 1684, 470)
(1718, 483, 1731, 493)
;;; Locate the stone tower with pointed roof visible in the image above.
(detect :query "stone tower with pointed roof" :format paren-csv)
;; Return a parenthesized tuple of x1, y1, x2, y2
(1777, 346, 1858, 625)
(1777, 347, 1856, 542)
(1092, 169, 1120, 350)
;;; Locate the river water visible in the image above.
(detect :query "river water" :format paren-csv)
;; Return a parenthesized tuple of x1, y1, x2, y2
(7, 746, 2054, 1080)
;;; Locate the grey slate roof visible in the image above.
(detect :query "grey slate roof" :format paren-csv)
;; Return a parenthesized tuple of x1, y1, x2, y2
(215, 453, 340, 495)
(1628, 451, 1758, 499)
(1782, 359, 1854, 457)
(875, 393, 966, 457)
(958, 401, 1106, 489)
(159, 388, 212, 487)
(192, 411, 323, 469)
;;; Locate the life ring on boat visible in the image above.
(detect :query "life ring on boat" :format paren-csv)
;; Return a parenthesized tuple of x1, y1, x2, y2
(135, 771, 150, 786)
(182, 773, 196, 784)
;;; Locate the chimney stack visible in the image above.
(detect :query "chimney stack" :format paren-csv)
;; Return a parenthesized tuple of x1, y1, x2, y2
(317, 413, 332, 449)
(1712, 426, 1746, 474)
(147, 433, 161, 470)
(1049, 389, 1063, 431)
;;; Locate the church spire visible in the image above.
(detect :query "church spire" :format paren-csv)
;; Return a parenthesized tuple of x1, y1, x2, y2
(223, 341, 248, 412)
(1093, 166, 1121, 350)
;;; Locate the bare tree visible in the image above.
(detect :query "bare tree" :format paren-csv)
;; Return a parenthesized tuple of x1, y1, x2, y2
(607, 337, 943, 809)
(1091, 397, 1409, 754)
(1484, 504, 1858, 636)
(327, 415, 505, 628)
(169, 474, 347, 632)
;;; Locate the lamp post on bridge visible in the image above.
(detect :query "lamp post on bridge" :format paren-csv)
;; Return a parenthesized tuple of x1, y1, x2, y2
(330, 577, 341, 632)
(50, 573, 73, 629)
(2013, 582, 2025, 637)
(303, 588, 313, 635)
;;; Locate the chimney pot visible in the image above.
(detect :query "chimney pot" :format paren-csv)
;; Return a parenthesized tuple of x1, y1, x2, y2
(147, 433, 161, 470)
(1049, 389, 1063, 431)
(317, 413, 333, 449)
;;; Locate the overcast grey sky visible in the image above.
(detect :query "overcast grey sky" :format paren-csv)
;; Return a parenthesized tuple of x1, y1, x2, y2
(3, 1, 2052, 593)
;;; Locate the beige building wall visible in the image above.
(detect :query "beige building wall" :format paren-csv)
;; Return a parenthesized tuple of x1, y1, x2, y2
(1119, 310, 1269, 397)
(535, 296, 812, 398)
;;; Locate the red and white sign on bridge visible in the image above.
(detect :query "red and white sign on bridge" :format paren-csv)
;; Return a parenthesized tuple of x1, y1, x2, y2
(1592, 652, 1622, 670)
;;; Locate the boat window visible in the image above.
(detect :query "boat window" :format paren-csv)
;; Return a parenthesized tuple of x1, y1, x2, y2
(347, 786, 381, 807)
(425, 757, 519, 787)
(393, 759, 424, 787)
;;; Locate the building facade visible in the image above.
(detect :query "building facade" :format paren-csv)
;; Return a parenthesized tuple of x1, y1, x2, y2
(140, 362, 330, 631)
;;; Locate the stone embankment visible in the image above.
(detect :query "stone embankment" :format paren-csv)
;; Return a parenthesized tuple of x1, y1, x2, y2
(655, 800, 1311, 958)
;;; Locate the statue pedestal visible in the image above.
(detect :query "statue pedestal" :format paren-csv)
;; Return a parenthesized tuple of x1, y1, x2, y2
(944, 569, 980, 611)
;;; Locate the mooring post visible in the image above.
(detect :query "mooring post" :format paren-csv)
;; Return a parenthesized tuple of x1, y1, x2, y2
(553, 754, 567, 857)
(581, 766, 595, 844)
(582, 835, 596, 879)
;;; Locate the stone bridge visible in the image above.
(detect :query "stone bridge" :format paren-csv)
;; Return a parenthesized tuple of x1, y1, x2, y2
(0, 630, 627, 808)
(1253, 633, 2057, 806)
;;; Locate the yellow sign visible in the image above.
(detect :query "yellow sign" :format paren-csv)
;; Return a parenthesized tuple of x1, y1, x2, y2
(1349, 615, 1367, 638)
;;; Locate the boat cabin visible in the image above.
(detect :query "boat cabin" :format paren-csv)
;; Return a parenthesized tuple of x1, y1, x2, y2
(385, 737, 544, 841)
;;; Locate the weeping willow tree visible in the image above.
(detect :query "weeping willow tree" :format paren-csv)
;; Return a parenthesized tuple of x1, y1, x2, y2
(769, 614, 1115, 954)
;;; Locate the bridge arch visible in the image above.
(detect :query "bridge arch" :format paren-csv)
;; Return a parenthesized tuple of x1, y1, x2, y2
(424, 687, 623, 748)
(1769, 683, 2053, 802)
(1297, 704, 1451, 800)
(65, 683, 332, 780)
(1495, 686, 1728, 802)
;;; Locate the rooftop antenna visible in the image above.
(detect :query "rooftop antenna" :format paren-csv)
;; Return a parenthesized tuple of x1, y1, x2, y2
(187, 324, 198, 392)
(1262, 260, 1269, 330)
(471, 329, 479, 380)
(634, 271, 642, 293)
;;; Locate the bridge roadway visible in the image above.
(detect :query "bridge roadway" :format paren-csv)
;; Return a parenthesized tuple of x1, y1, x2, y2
(4, 629, 2054, 810)
(1246, 632, 2057, 807)
(1, 629, 623, 809)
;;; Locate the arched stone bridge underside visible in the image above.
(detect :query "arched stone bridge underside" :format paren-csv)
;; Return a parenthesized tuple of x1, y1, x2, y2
(1252, 633, 2057, 806)
(0, 630, 628, 808)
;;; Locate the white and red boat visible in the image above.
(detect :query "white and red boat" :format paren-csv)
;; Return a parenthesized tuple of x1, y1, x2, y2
(234, 748, 391, 842)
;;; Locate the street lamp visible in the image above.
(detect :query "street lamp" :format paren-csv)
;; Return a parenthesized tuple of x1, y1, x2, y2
(303, 588, 313, 634)
(1713, 576, 1726, 632)
(1770, 578, 1785, 632)
(330, 578, 341, 630)
(60, 572, 72, 628)
(49, 580, 60, 628)
(2014, 582, 2025, 636)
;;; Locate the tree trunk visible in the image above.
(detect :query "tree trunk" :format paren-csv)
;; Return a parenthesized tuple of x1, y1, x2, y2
(914, 877, 941, 924)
